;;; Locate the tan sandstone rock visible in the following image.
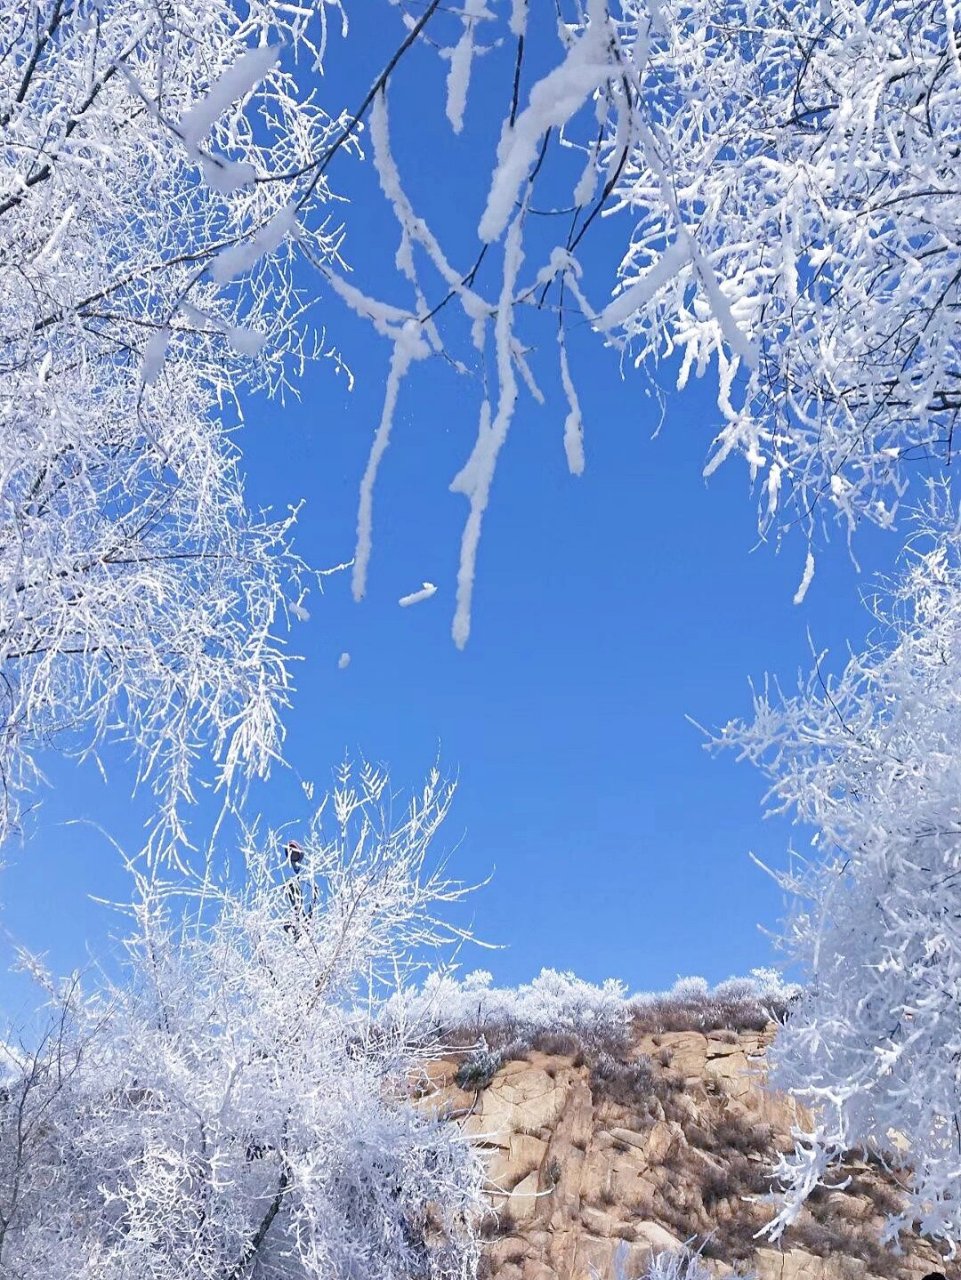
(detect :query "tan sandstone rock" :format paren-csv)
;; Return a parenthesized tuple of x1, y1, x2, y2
(436, 1023, 953, 1280)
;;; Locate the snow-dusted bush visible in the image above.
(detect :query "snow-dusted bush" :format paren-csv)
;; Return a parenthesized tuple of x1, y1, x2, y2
(455, 1045, 503, 1092)
(650, 970, 800, 1009)
(635, 1245, 716, 1280)
(662, 977, 710, 1003)
(0, 766, 483, 1279)
(631, 970, 801, 1034)
(382, 968, 633, 1050)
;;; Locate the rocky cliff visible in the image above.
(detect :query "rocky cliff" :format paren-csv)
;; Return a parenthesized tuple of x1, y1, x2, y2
(417, 1023, 950, 1280)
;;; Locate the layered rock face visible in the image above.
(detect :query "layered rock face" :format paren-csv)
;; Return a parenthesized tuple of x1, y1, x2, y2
(418, 1025, 949, 1280)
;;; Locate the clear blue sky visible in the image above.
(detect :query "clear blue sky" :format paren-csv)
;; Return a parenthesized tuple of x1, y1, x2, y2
(0, 12, 908, 1014)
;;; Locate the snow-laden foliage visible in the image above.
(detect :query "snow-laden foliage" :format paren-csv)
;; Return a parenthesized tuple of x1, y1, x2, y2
(319, 0, 640, 646)
(638, 969, 800, 1009)
(631, 969, 801, 1033)
(604, 0, 961, 570)
(321, 0, 961, 633)
(0, 765, 483, 1278)
(7, 0, 957, 824)
(0, 1, 352, 851)
(380, 965, 799, 1046)
(454, 1045, 503, 1091)
(383, 967, 632, 1044)
(716, 513, 961, 1253)
(7, 0, 959, 824)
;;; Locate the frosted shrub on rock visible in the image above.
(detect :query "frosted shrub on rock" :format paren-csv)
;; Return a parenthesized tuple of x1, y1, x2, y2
(455, 1046, 503, 1091)
(631, 970, 801, 1034)
(384, 968, 632, 1049)
(662, 978, 710, 1003)
(639, 1246, 716, 1280)
(523, 968, 633, 1040)
(383, 966, 799, 1049)
(0, 1, 351, 851)
(719, 515, 961, 1252)
(0, 766, 483, 1278)
(713, 970, 798, 1005)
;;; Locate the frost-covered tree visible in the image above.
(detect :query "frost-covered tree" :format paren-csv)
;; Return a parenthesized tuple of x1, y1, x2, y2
(716, 510, 961, 1252)
(0, 1, 355, 849)
(0, 765, 483, 1278)
(9, 0, 961, 827)
(12, 4, 961, 1254)
(384, 967, 633, 1045)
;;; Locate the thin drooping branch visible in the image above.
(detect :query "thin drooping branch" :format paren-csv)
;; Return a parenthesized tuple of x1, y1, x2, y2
(297, 0, 444, 203)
